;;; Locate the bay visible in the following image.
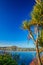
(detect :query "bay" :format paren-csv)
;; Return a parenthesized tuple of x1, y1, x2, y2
(0, 50, 36, 65)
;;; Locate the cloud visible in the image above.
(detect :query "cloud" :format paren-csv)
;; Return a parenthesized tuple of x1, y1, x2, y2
(0, 41, 35, 48)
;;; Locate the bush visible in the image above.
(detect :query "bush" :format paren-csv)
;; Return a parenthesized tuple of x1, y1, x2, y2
(0, 54, 18, 65)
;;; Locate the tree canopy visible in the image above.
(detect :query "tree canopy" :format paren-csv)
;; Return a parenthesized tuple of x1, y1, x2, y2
(22, 0, 43, 47)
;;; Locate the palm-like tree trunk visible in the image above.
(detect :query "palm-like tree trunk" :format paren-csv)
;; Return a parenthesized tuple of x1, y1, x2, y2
(36, 40, 42, 65)
(29, 29, 42, 65)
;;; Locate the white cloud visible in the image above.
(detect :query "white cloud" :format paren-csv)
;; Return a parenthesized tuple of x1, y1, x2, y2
(0, 41, 35, 48)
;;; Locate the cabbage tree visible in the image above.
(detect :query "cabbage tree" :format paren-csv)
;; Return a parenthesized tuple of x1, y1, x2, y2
(22, 0, 43, 65)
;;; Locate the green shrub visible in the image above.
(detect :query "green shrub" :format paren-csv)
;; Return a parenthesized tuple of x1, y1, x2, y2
(0, 54, 18, 65)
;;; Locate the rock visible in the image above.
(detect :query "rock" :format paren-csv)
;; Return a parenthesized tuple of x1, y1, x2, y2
(30, 56, 43, 65)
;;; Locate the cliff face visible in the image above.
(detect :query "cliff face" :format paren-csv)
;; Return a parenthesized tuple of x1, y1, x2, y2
(30, 58, 38, 65)
(30, 56, 43, 65)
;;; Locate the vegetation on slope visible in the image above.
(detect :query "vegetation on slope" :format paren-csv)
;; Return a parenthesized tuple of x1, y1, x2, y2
(0, 54, 18, 65)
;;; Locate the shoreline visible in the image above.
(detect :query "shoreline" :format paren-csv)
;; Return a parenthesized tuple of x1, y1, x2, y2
(0, 50, 36, 52)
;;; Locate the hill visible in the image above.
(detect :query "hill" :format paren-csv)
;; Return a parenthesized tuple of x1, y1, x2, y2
(0, 46, 36, 51)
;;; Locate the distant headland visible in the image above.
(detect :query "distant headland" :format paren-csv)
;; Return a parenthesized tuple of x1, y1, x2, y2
(0, 46, 36, 51)
(0, 46, 43, 52)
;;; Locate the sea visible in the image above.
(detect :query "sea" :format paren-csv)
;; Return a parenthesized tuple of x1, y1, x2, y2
(0, 50, 39, 65)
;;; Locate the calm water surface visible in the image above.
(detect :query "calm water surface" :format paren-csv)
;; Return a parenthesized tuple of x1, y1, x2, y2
(0, 50, 36, 65)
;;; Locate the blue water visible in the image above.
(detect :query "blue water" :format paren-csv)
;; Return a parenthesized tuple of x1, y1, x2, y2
(12, 51, 36, 65)
(0, 51, 36, 65)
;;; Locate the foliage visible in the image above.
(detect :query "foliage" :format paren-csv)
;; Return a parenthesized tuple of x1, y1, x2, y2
(0, 54, 18, 65)
(31, 3, 41, 21)
(38, 30, 43, 47)
(22, 0, 43, 47)
(22, 0, 43, 65)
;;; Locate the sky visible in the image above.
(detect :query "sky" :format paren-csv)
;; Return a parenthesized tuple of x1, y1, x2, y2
(0, 0, 35, 48)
